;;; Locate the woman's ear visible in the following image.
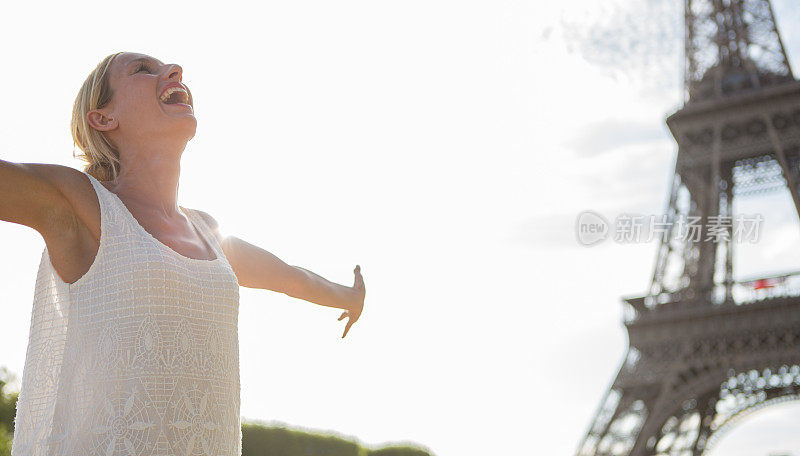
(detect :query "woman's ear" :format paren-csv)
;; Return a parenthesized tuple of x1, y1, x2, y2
(86, 109, 118, 132)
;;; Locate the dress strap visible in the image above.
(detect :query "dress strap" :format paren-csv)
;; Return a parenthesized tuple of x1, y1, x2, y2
(81, 172, 113, 226)
(182, 208, 227, 262)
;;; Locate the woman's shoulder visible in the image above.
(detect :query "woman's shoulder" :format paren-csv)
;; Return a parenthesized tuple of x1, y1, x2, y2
(184, 208, 217, 226)
(15, 164, 101, 241)
(182, 207, 225, 245)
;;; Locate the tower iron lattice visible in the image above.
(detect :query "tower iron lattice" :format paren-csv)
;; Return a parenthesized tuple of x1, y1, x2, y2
(575, 1, 800, 455)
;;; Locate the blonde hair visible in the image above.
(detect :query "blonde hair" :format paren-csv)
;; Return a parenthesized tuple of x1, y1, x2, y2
(71, 52, 124, 182)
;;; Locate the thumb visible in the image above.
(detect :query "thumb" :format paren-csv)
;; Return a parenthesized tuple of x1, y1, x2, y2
(353, 265, 363, 288)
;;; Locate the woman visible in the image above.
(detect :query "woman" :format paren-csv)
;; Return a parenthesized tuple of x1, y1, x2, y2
(0, 51, 366, 456)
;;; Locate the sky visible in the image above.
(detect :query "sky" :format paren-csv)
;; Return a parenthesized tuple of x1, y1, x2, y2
(0, 0, 799, 455)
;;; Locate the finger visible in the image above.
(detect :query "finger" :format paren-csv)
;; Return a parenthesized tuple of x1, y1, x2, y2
(338, 311, 348, 321)
(342, 319, 354, 338)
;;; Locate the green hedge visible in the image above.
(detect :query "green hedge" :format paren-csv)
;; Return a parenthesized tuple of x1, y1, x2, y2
(0, 368, 15, 456)
(366, 446, 434, 456)
(241, 422, 433, 456)
(242, 424, 362, 456)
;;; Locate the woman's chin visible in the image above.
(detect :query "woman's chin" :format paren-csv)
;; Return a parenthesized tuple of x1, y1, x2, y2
(181, 119, 198, 140)
(169, 111, 198, 128)
(158, 116, 197, 141)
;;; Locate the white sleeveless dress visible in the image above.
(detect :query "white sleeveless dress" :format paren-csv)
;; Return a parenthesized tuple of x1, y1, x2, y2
(11, 172, 242, 456)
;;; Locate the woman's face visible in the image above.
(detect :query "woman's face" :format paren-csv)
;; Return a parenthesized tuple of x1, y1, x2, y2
(94, 52, 196, 146)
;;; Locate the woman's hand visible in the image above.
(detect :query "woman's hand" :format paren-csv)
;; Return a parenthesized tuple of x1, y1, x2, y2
(338, 265, 365, 338)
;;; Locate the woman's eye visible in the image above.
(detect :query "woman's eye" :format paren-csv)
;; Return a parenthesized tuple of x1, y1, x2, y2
(136, 64, 150, 73)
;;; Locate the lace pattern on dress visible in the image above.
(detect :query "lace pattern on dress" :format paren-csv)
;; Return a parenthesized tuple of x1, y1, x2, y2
(12, 172, 242, 456)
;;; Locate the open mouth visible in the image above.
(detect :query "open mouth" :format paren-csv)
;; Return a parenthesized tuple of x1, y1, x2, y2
(159, 86, 191, 106)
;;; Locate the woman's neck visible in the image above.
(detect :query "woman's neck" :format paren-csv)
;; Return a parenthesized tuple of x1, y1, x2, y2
(108, 145, 185, 218)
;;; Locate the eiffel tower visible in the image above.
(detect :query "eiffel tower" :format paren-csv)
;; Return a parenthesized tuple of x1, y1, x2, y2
(575, 1, 800, 455)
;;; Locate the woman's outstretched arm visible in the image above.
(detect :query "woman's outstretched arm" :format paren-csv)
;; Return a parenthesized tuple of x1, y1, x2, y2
(0, 160, 79, 234)
(193, 209, 366, 338)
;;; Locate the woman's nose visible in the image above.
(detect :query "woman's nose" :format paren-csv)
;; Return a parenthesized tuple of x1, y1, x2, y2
(164, 64, 183, 82)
